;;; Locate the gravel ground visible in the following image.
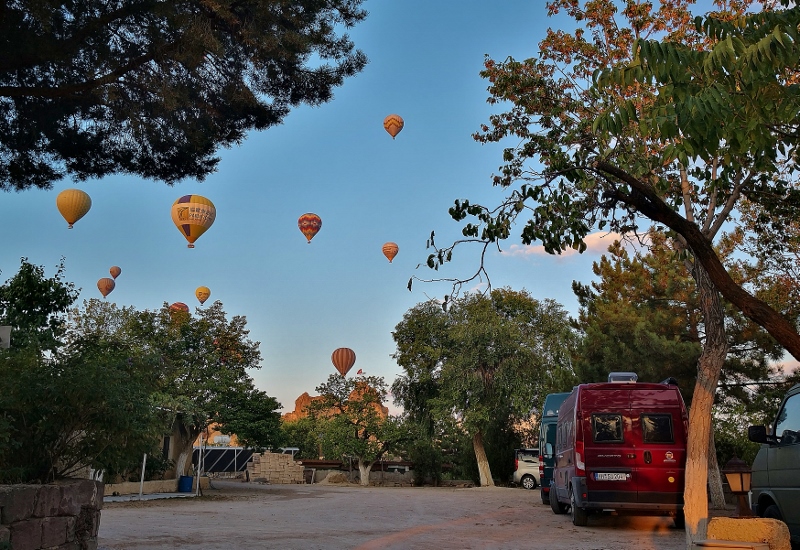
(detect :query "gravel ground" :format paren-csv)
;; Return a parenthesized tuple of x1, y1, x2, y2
(97, 480, 694, 550)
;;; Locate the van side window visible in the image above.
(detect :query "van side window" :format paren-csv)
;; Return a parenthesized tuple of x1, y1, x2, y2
(641, 414, 674, 443)
(775, 393, 800, 445)
(592, 414, 624, 443)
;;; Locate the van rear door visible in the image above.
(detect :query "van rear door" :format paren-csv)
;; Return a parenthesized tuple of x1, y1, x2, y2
(583, 386, 638, 506)
(631, 388, 686, 507)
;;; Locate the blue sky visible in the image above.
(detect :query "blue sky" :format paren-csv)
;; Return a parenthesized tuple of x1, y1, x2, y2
(0, 1, 726, 414)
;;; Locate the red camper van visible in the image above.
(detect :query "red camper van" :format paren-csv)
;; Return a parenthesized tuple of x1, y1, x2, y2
(549, 372, 688, 527)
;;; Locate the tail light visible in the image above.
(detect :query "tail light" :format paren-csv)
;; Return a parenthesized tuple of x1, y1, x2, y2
(575, 440, 585, 475)
(514, 458, 519, 471)
(539, 461, 544, 477)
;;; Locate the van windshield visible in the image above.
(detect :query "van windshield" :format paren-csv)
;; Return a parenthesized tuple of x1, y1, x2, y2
(641, 414, 674, 443)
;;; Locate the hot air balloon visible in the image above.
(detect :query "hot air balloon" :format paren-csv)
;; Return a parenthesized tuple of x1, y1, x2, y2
(196, 286, 211, 305)
(331, 347, 356, 377)
(97, 277, 115, 298)
(171, 195, 216, 248)
(298, 213, 322, 243)
(169, 302, 190, 313)
(383, 114, 404, 139)
(382, 242, 399, 263)
(56, 189, 92, 229)
(109, 266, 121, 279)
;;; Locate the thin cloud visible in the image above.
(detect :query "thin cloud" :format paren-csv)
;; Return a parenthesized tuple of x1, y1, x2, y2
(501, 232, 624, 258)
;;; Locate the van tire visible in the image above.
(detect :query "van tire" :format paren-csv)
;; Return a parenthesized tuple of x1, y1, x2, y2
(521, 474, 537, 490)
(550, 488, 567, 514)
(570, 486, 589, 526)
(763, 504, 782, 521)
(673, 510, 685, 529)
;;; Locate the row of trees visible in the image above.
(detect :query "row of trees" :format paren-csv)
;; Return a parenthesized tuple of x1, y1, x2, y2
(0, 258, 283, 483)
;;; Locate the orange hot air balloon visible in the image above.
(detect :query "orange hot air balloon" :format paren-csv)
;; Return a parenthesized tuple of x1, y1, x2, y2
(169, 302, 190, 313)
(171, 195, 216, 248)
(196, 286, 211, 305)
(383, 114, 404, 139)
(298, 213, 322, 243)
(382, 242, 399, 263)
(56, 189, 92, 229)
(97, 277, 115, 298)
(331, 347, 356, 377)
(109, 266, 121, 279)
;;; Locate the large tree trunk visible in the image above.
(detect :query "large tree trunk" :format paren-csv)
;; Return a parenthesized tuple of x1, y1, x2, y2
(472, 431, 494, 487)
(357, 458, 375, 487)
(684, 262, 728, 548)
(173, 424, 201, 477)
(707, 431, 726, 510)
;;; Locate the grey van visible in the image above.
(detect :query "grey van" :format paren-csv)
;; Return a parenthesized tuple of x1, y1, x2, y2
(748, 383, 800, 545)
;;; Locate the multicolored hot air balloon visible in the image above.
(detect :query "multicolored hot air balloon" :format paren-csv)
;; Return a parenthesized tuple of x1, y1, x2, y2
(331, 347, 356, 377)
(196, 286, 211, 305)
(56, 189, 92, 229)
(298, 213, 322, 243)
(382, 242, 399, 263)
(171, 195, 216, 248)
(97, 277, 115, 298)
(109, 266, 121, 279)
(383, 114, 404, 139)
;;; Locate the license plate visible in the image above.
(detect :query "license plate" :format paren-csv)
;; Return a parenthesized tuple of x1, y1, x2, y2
(594, 472, 628, 481)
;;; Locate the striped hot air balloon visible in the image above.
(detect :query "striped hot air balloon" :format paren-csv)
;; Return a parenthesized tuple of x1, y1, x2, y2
(382, 242, 399, 263)
(109, 266, 121, 279)
(298, 213, 322, 243)
(383, 114, 404, 139)
(171, 195, 216, 248)
(331, 347, 356, 377)
(56, 189, 92, 229)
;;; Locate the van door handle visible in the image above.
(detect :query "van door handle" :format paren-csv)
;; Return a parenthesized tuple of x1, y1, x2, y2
(644, 451, 652, 464)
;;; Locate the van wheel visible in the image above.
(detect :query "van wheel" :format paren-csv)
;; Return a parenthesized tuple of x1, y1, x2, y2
(673, 510, 685, 529)
(550, 488, 567, 514)
(570, 486, 589, 526)
(521, 474, 537, 490)
(763, 504, 782, 521)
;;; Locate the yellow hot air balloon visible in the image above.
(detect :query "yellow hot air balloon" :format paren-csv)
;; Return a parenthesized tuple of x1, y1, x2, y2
(171, 195, 216, 248)
(56, 189, 92, 229)
(298, 213, 322, 243)
(331, 347, 356, 377)
(109, 266, 121, 279)
(97, 277, 115, 298)
(383, 114, 404, 139)
(382, 242, 399, 263)
(196, 286, 211, 305)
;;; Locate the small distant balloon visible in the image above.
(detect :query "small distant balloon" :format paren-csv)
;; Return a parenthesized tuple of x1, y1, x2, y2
(331, 347, 356, 377)
(383, 114, 404, 139)
(97, 277, 115, 298)
(196, 286, 211, 305)
(382, 242, 399, 263)
(298, 213, 322, 243)
(56, 189, 92, 229)
(171, 195, 216, 248)
(109, 266, 121, 279)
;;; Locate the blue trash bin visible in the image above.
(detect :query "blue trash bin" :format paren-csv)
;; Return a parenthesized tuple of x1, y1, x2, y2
(178, 475, 193, 492)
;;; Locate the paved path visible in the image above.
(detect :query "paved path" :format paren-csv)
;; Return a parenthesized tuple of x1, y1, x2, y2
(98, 480, 688, 550)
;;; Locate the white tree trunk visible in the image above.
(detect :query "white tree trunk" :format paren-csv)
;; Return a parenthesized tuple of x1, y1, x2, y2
(357, 458, 375, 487)
(472, 431, 494, 487)
(685, 262, 728, 548)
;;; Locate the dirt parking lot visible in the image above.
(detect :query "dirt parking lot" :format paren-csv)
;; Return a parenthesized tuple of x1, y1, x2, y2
(98, 480, 690, 550)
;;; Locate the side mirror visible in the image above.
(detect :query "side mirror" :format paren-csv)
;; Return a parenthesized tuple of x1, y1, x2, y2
(544, 442, 554, 458)
(748, 425, 768, 444)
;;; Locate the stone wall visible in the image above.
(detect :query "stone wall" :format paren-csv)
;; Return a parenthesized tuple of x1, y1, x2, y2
(247, 452, 304, 484)
(0, 479, 103, 550)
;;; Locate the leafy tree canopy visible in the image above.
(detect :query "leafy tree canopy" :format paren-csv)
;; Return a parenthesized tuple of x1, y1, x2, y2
(0, 0, 368, 190)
